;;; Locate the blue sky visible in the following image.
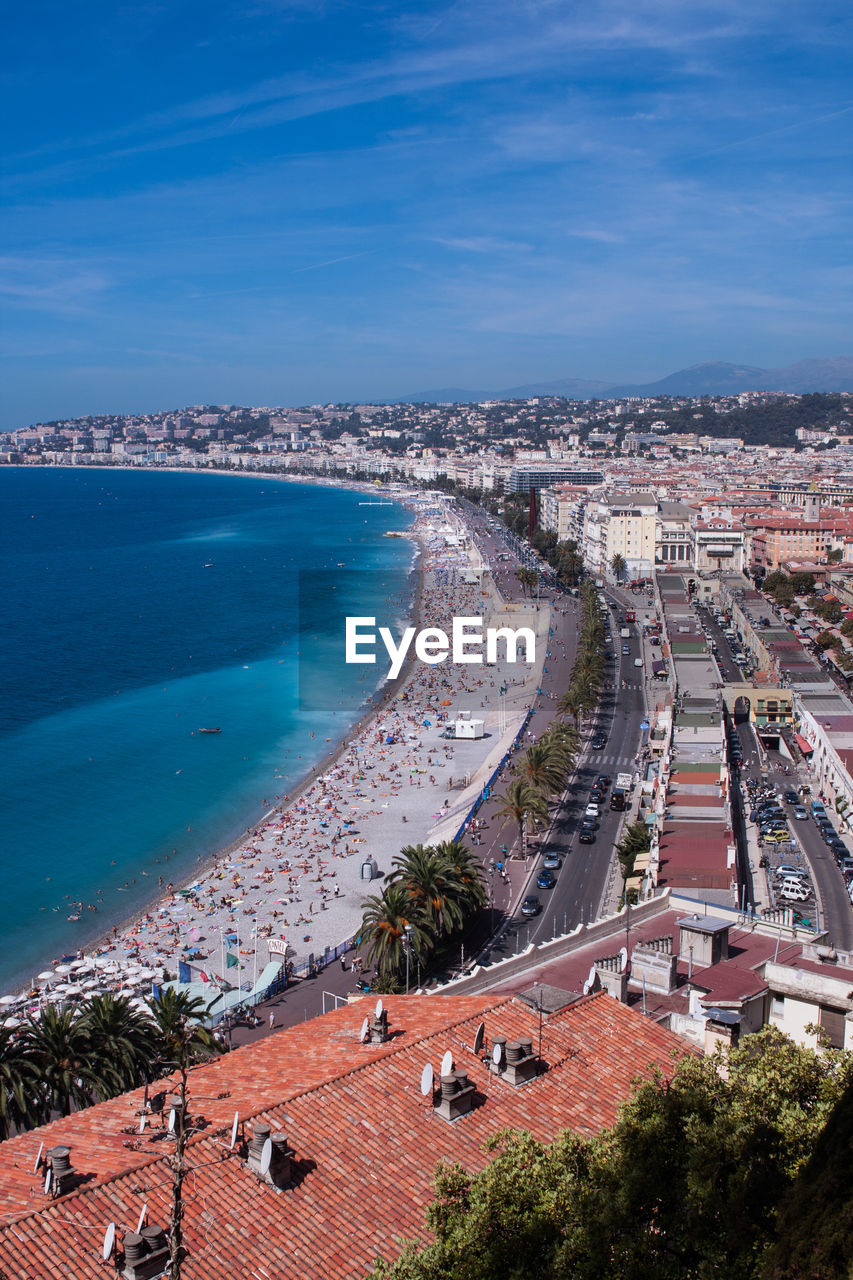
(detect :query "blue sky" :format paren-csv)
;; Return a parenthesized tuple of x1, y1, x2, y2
(1, 0, 851, 425)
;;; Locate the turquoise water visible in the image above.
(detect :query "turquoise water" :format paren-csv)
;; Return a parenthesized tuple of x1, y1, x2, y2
(0, 468, 413, 991)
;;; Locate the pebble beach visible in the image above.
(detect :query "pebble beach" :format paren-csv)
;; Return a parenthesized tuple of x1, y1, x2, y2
(3, 496, 549, 1020)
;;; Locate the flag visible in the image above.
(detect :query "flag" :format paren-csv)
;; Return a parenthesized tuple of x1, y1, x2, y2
(200, 970, 210, 983)
(226, 952, 239, 969)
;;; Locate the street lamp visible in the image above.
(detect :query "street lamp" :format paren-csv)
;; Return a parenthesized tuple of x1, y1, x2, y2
(404, 924, 414, 994)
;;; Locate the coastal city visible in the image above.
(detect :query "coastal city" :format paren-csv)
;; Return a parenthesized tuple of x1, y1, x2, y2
(4, 0, 852, 1272)
(2, 391, 853, 1275)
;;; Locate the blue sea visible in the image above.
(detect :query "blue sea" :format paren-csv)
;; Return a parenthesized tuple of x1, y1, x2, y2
(0, 468, 414, 992)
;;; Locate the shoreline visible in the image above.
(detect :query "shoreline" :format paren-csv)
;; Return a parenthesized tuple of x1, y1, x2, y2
(3, 481, 547, 1011)
(0, 468, 422, 996)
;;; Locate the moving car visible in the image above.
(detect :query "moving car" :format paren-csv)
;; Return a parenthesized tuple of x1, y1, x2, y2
(783, 790, 799, 805)
(536, 870, 556, 890)
(591, 735, 607, 750)
(579, 823, 596, 843)
(792, 805, 809, 821)
(542, 851, 562, 869)
(520, 895, 541, 916)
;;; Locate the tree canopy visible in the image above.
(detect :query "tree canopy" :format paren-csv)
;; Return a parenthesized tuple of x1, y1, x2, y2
(369, 1028, 853, 1280)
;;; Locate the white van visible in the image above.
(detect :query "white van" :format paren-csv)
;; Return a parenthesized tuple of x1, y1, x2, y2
(778, 881, 810, 902)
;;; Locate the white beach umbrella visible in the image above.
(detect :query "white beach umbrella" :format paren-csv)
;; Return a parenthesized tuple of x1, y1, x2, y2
(54, 964, 73, 975)
(37, 971, 53, 982)
(3, 1017, 21, 1028)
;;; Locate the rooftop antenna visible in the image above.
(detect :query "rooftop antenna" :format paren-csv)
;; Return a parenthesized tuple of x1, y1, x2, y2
(473, 1022, 485, 1056)
(259, 1137, 273, 1178)
(230, 1112, 240, 1150)
(101, 1222, 116, 1263)
(32, 1142, 44, 1174)
(136, 1204, 147, 1235)
(419, 1062, 434, 1096)
(440, 1049, 454, 1077)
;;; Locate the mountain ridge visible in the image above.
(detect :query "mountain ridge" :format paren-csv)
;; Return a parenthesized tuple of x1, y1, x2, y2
(393, 356, 853, 404)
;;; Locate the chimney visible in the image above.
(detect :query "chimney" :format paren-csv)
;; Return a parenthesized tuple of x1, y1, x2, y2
(247, 1122, 295, 1188)
(629, 936, 678, 995)
(121, 1223, 169, 1280)
(593, 953, 628, 1002)
(501, 1037, 538, 1087)
(435, 1070, 475, 1121)
(369, 1007, 389, 1044)
(45, 1145, 75, 1196)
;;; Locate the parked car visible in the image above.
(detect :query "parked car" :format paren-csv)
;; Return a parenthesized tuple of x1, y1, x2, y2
(585, 803, 600, 819)
(520, 895, 541, 916)
(775, 865, 806, 879)
(579, 825, 596, 844)
(779, 881, 811, 903)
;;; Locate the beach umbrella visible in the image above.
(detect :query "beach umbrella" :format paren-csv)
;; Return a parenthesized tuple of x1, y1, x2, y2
(54, 964, 73, 975)
(37, 971, 53, 982)
(0, 994, 18, 1007)
(4, 1017, 21, 1028)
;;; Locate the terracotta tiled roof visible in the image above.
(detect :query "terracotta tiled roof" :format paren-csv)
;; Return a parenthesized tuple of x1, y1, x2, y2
(0, 994, 685, 1280)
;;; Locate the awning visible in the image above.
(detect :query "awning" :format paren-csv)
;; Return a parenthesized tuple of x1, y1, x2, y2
(794, 733, 813, 756)
(705, 544, 735, 555)
(652, 660, 666, 674)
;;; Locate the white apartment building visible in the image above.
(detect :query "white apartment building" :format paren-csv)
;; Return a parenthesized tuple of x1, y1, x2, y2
(583, 491, 658, 578)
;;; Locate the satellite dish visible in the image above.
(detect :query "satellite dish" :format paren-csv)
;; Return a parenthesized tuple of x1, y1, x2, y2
(618, 946, 628, 970)
(167, 1108, 176, 1133)
(360, 1016, 369, 1042)
(440, 1049, 453, 1077)
(587, 965, 596, 988)
(582, 980, 591, 995)
(43, 1168, 52, 1195)
(136, 1204, 147, 1234)
(259, 1137, 273, 1177)
(33, 1142, 44, 1174)
(419, 1062, 434, 1096)
(473, 1022, 485, 1055)
(230, 1112, 239, 1150)
(375, 998, 384, 1018)
(138, 1113, 146, 1134)
(491, 1042, 502, 1065)
(102, 1222, 116, 1262)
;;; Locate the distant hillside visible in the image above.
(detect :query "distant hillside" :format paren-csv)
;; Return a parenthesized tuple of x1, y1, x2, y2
(395, 355, 853, 403)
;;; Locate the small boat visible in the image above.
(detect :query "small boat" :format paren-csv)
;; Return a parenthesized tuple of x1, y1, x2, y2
(199, 727, 221, 734)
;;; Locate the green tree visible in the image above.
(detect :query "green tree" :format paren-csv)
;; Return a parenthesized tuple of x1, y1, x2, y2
(789, 571, 816, 595)
(146, 988, 219, 1074)
(433, 840, 487, 915)
(22, 1005, 120, 1120)
(390, 844, 466, 938)
(519, 740, 570, 798)
(370, 1028, 853, 1280)
(610, 552, 627, 582)
(78, 993, 156, 1095)
(359, 884, 431, 978)
(0, 1020, 38, 1139)
(493, 779, 550, 856)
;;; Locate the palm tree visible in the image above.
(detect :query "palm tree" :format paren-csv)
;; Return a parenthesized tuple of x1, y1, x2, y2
(558, 687, 582, 728)
(433, 840, 487, 914)
(610, 552, 627, 583)
(493, 779, 550, 857)
(389, 844, 465, 938)
(520, 740, 569, 797)
(78, 993, 156, 1095)
(22, 1005, 119, 1120)
(146, 988, 219, 1074)
(542, 721, 580, 763)
(359, 884, 431, 977)
(0, 1021, 37, 1139)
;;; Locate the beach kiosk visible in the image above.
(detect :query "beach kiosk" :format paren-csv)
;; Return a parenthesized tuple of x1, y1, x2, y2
(454, 711, 485, 740)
